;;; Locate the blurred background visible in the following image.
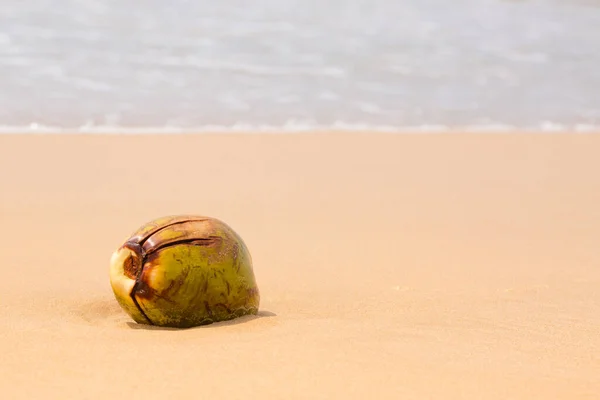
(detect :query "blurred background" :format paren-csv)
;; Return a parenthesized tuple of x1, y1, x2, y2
(0, 0, 598, 132)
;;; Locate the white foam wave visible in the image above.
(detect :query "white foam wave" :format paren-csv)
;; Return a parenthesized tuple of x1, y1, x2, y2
(0, 121, 598, 134)
(150, 57, 347, 78)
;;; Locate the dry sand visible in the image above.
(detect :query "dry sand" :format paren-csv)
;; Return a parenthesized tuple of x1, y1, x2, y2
(0, 132, 599, 399)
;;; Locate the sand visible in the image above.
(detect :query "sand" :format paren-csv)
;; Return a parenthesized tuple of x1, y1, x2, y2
(0, 132, 599, 399)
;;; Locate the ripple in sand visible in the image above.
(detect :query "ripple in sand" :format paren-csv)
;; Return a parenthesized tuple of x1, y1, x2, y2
(72, 297, 133, 328)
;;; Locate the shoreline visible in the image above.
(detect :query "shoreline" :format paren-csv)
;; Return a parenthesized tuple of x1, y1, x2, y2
(1, 124, 600, 135)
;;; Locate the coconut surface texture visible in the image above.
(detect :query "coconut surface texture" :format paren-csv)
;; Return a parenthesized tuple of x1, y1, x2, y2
(109, 216, 260, 328)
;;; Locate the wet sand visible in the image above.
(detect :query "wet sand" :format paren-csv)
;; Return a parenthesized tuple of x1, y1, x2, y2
(1, 132, 599, 399)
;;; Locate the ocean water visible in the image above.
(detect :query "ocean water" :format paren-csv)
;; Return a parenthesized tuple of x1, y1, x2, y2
(0, 0, 599, 132)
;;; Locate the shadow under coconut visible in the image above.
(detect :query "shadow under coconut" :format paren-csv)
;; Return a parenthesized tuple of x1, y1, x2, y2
(125, 310, 277, 331)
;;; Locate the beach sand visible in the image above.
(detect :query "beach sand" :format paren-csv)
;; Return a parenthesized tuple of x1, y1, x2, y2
(1, 132, 599, 399)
